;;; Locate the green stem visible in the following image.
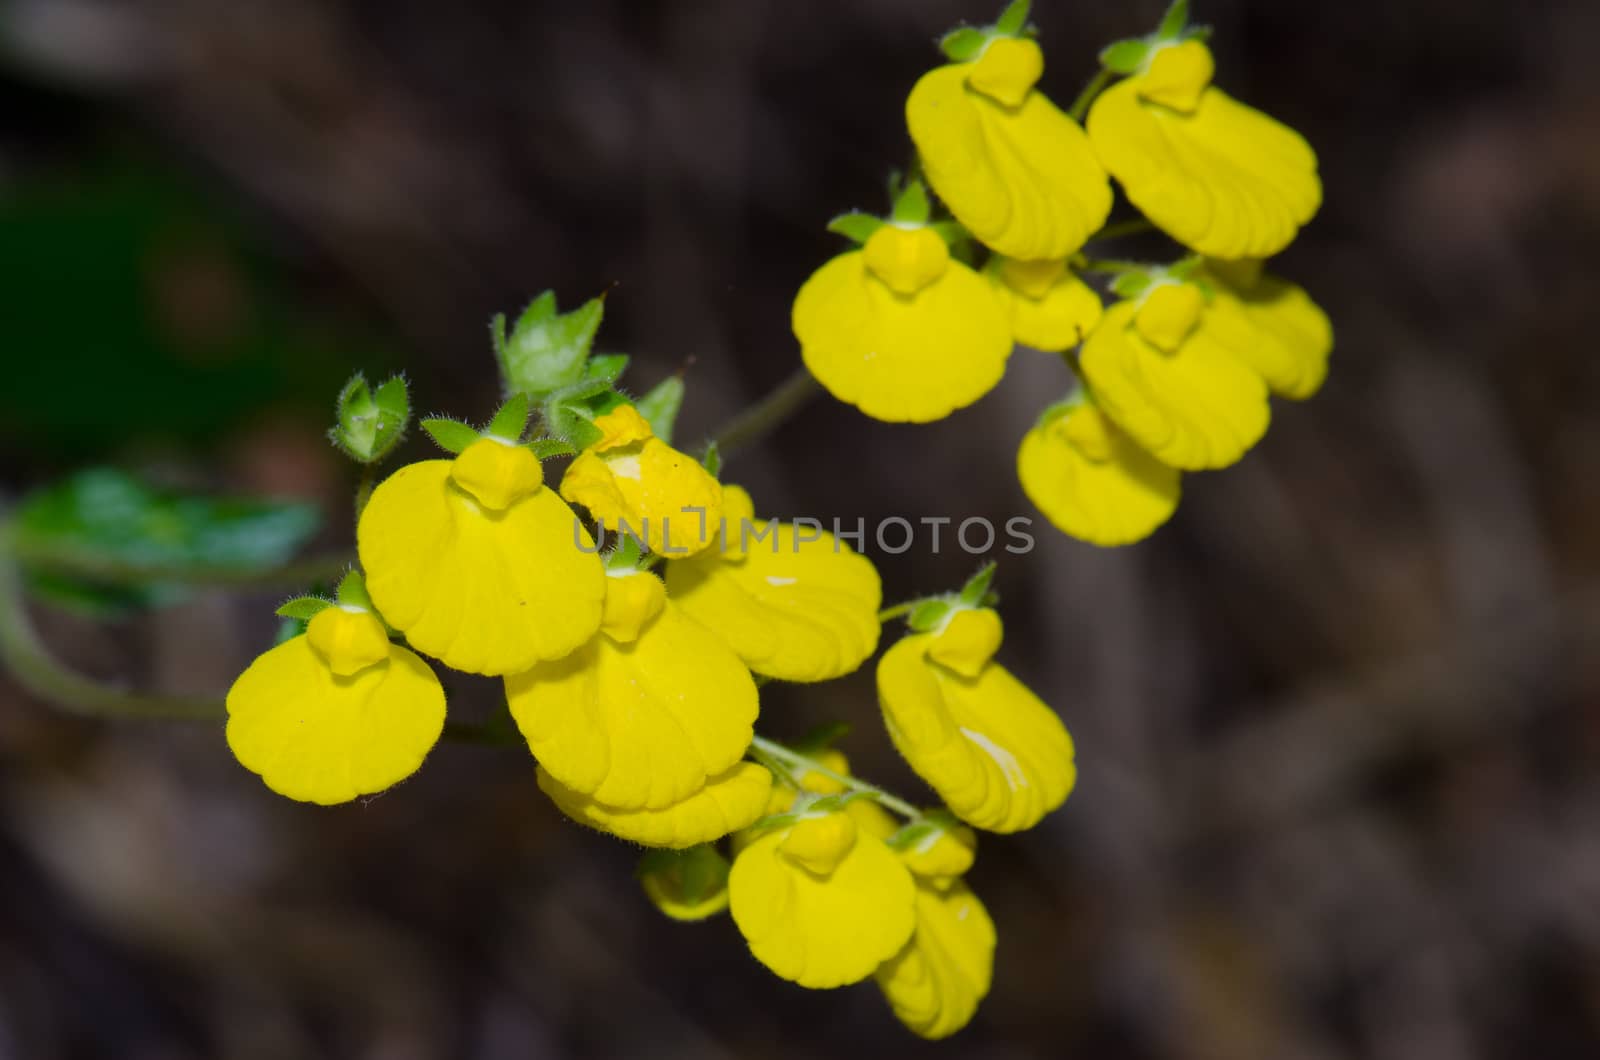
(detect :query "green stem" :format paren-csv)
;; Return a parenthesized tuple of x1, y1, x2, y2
(877, 601, 916, 624)
(1087, 217, 1156, 242)
(354, 465, 376, 526)
(709, 367, 820, 460)
(748, 734, 921, 820)
(1067, 68, 1114, 123)
(0, 537, 226, 721)
(1076, 257, 1149, 275)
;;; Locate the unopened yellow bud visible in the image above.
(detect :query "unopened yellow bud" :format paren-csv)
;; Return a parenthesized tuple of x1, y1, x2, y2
(901, 823, 977, 881)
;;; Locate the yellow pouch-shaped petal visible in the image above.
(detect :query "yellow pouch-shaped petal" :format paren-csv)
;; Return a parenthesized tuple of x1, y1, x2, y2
(1201, 265, 1333, 400)
(358, 460, 605, 675)
(877, 633, 1075, 833)
(560, 406, 725, 557)
(794, 250, 1010, 424)
(986, 256, 1103, 352)
(1080, 300, 1270, 470)
(876, 878, 996, 1039)
(226, 635, 445, 806)
(907, 51, 1112, 261)
(729, 812, 916, 988)
(506, 596, 758, 810)
(537, 762, 772, 850)
(1087, 51, 1320, 260)
(665, 487, 882, 683)
(1018, 402, 1181, 546)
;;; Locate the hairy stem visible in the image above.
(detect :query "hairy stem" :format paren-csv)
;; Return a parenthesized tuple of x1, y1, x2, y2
(748, 734, 921, 820)
(709, 367, 820, 460)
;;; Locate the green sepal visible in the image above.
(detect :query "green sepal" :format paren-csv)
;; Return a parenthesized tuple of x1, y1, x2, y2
(527, 438, 577, 459)
(1099, 37, 1151, 74)
(275, 596, 332, 620)
(636, 845, 731, 920)
(929, 220, 971, 249)
(273, 615, 307, 646)
(330, 373, 410, 464)
(605, 532, 646, 573)
(805, 791, 871, 815)
(793, 721, 851, 754)
(1157, 0, 1189, 40)
(887, 809, 963, 851)
(420, 417, 480, 454)
(958, 562, 997, 607)
(1110, 269, 1156, 299)
(335, 570, 373, 611)
(700, 441, 722, 480)
(890, 180, 932, 226)
(826, 211, 885, 245)
(487, 392, 532, 442)
(907, 596, 956, 633)
(994, 0, 1031, 36)
(547, 377, 617, 407)
(497, 291, 605, 396)
(584, 353, 630, 385)
(1034, 391, 1085, 431)
(939, 26, 989, 62)
(635, 376, 685, 445)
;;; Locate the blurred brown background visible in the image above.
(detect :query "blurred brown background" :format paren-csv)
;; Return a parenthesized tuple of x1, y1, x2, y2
(2, 0, 1599, 1057)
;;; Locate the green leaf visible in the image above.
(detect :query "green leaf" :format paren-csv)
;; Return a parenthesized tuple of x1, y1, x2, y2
(958, 562, 997, 607)
(605, 532, 646, 571)
(420, 417, 480, 454)
(487, 392, 532, 442)
(330, 373, 410, 464)
(498, 291, 605, 396)
(335, 570, 372, 611)
(22, 568, 185, 618)
(826, 211, 885, 245)
(890, 180, 931, 226)
(700, 441, 722, 480)
(1099, 37, 1151, 74)
(1157, 0, 1189, 39)
(939, 26, 989, 62)
(584, 353, 630, 385)
(547, 377, 617, 407)
(930, 220, 971, 248)
(275, 596, 332, 620)
(907, 596, 955, 633)
(527, 438, 577, 459)
(994, 0, 1031, 36)
(635, 376, 685, 445)
(12, 469, 320, 582)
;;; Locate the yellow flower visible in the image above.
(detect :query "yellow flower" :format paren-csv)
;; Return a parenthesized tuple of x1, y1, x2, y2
(638, 845, 733, 922)
(896, 819, 978, 883)
(729, 810, 916, 988)
(794, 225, 1010, 423)
(505, 570, 758, 811)
(907, 38, 1112, 261)
(664, 485, 881, 682)
(537, 761, 772, 849)
(1079, 281, 1270, 470)
(985, 256, 1103, 352)
(1086, 41, 1321, 260)
(560, 405, 724, 556)
(875, 869, 996, 1039)
(358, 438, 605, 676)
(877, 608, 1075, 833)
(1201, 258, 1333, 400)
(1017, 399, 1180, 546)
(225, 607, 446, 805)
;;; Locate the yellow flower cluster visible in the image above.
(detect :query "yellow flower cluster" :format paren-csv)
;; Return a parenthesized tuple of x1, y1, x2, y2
(794, 0, 1332, 547)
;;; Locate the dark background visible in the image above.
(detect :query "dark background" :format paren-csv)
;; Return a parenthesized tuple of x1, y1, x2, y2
(2, 0, 1599, 1057)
